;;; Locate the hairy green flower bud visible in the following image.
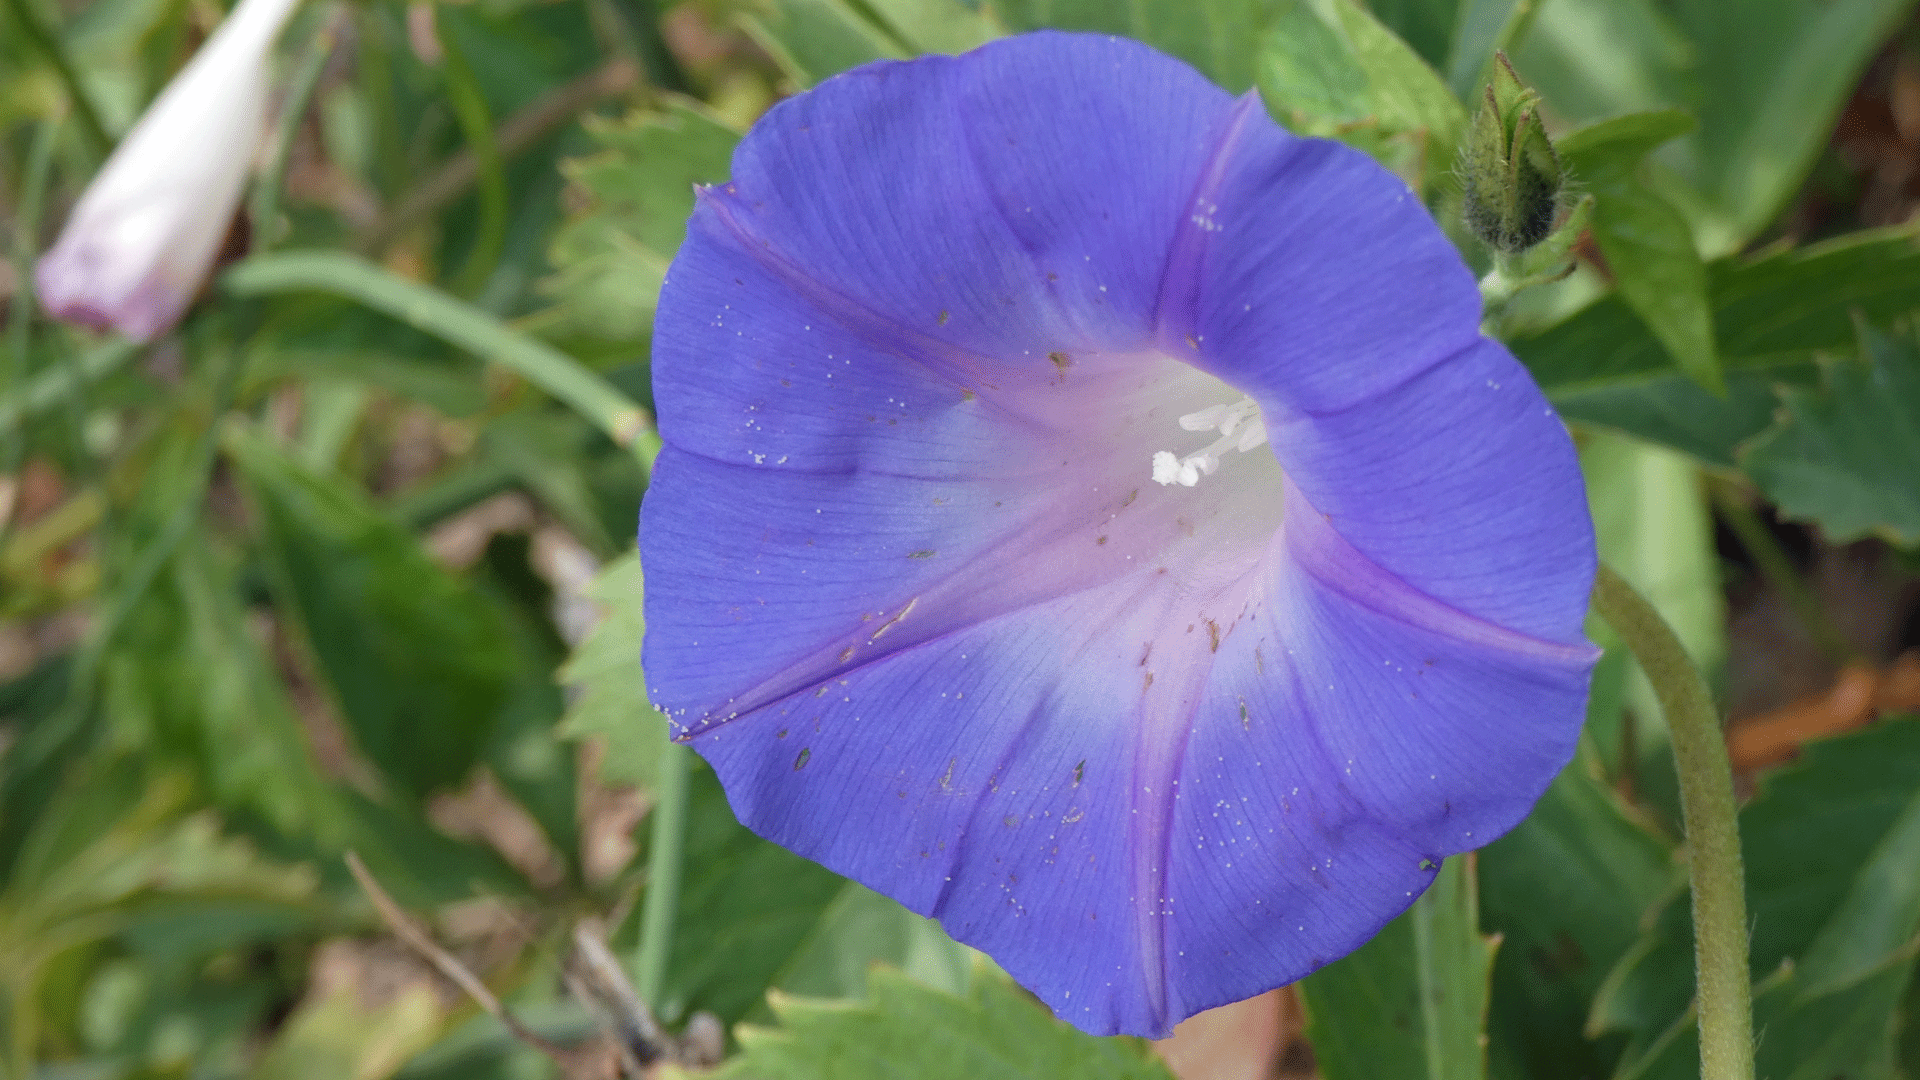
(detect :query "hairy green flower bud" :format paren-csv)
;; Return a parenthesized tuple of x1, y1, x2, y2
(1461, 54, 1564, 254)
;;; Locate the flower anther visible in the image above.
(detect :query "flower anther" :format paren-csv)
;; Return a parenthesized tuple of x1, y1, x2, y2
(1152, 396, 1270, 487)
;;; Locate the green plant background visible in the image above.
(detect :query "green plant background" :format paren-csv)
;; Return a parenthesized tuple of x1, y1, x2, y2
(2, 0, 1919, 1076)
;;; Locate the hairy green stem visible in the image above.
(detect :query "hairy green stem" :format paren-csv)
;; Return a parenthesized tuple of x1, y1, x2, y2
(251, 6, 343, 255)
(2, 0, 110, 154)
(433, 4, 510, 296)
(1592, 563, 1753, 1080)
(634, 740, 690, 1010)
(1708, 481, 1854, 666)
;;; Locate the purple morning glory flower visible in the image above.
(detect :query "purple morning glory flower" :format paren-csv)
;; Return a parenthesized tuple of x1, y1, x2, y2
(641, 32, 1597, 1037)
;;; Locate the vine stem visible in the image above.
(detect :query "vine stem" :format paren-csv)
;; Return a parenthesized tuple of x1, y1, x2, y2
(1591, 563, 1754, 1080)
(633, 739, 690, 1009)
(221, 251, 654, 467)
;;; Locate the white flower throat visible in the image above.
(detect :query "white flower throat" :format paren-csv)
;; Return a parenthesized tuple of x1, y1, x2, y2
(1151, 396, 1269, 487)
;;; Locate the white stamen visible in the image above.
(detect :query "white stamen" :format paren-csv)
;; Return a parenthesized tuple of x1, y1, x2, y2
(1152, 396, 1269, 486)
(1177, 403, 1236, 432)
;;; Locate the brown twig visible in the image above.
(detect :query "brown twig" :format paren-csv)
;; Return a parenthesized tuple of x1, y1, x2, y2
(565, 925, 660, 1077)
(343, 851, 580, 1064)
(352, 58, 643, 256)
(1727, 651, 1920, 772)
(565, 922, 724, 1073)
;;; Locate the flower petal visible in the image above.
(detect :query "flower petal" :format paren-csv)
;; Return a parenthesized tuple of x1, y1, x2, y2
(1163, 498, 1593, 1019)
(648, 198, 1285, 722)
(683, 593, 1176, 1036)
(1148, 100, 1595, 639)
(1158, 95, 1487, 415)
(695, 32, 1238, 361)
(1263, 338, 1597, 643)
(673, 482, 1593, 1035)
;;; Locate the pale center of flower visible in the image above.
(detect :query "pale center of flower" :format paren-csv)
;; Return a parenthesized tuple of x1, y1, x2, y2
(1150, 396, 1270, 487)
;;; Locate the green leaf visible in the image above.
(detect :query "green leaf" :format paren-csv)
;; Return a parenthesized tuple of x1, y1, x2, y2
(994, 0, 1283, 91)
(1554, 109, 1696, 183)
(654, 764, 976, 1029)
(1478, 750, 1675, 1080)
(1593, 719, 1920, 1077)
(253, 980, 445, 1080)
(1258, 3, 1375, 125)
(1668, 0, 1916, 252)
(225, 427, 520, 801)
(1440, 0, 1533, 106)
(1619, 958, 1917, 1080)
(1739, 324, 1920, 545)
(538, 103, 740, 345)
(332, 790, 534, 906)
(0, 764, 321, 1069)
(1508, 0, 1690, 125)
(735, 0, 906, 87)
(657, 765, 857, 1026)
(556, 551, 660, 789)
(856, 0, 1002, 55)
(1515, 0, 1911, 253)
(2, 767, 317, 930)
(1556, 111, 1718, 393)
(1551, 371, 1784, 469)
(684, 966, 1175, 1080)
(1511, 229, 1920, 459)
(1794, 766, 1920, 997)
(773, 882, 975, 1003)
(1298, 856, 1498, 1080)
(72, 950, 290, 1071)
(102, 536, 343, 842)
(1901, 970, 1920, 1077)
(1592, 184, 1719, 390)
(1362, 0, 1458, 69)
(1328, 0, 1467, 149)
(1256, 0, 1466, 193)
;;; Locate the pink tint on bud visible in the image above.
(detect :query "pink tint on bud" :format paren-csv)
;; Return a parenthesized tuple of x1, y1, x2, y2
(35, 0, 304, 342)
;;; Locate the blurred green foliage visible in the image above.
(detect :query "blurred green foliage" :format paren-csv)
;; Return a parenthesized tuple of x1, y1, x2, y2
(3, 0, 1920, 1075)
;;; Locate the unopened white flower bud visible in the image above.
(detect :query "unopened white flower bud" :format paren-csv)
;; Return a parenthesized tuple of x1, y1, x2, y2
(35, 0, 304, 342)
